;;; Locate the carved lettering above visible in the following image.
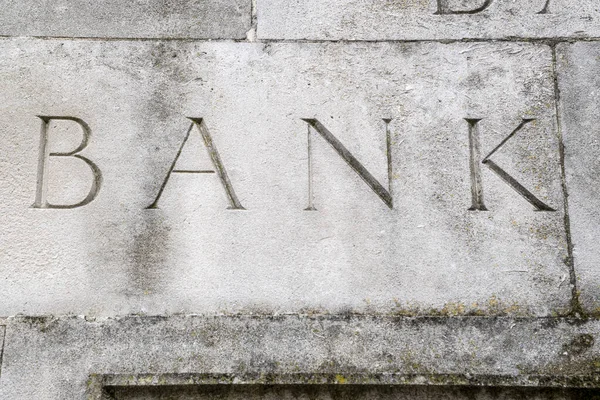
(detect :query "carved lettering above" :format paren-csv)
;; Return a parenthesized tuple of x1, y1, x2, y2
(434, 0, 551, 15)
(466, 118, 555, 212)
(435, 0, 494, 15)
(302, 119, 393, 210)
(539, 0, 551, 14)
(32, 116, 102, 209)
(147, 118, 245, 210)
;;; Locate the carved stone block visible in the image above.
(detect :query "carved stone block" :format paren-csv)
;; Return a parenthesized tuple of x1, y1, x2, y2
(0, 40, 569, 317)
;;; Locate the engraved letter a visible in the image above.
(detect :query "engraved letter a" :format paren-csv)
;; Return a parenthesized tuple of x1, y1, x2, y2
(147, 118, 244, 210)
(466, 118, 555, 212)
(33, 116, 102, 209)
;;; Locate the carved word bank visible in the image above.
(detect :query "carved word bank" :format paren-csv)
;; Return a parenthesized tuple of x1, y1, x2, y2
(32, 115, 556, 212)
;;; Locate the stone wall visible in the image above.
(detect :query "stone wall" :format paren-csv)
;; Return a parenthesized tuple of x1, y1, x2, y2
(0, 1, 599, 398)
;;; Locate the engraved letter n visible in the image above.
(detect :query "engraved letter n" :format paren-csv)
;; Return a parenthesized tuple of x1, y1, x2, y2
(302, 119, 393, 210)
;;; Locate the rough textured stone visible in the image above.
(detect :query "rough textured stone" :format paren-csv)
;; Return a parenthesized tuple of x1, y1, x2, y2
(257, 0, 600, 41)
(0, 0, 250, 39)
(0, 39, 569, 317)
(0, 316, 598, 400)
(557, 42, 600, 315)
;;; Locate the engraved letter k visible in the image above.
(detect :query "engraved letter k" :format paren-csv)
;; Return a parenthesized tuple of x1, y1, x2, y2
(466, 118, 555, 212)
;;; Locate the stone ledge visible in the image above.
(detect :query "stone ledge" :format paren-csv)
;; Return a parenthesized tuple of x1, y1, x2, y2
(0, 315, 598, 398)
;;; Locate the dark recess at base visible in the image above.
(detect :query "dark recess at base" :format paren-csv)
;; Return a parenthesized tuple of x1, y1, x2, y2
(107, 384, 600, 400)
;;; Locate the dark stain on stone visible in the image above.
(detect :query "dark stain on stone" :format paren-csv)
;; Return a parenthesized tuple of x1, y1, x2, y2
(461, 71, 484, 90)
(125, 212, 171, 297)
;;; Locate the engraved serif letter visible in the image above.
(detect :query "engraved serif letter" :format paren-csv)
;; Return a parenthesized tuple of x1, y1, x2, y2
(33, 116, 102, 209)
(147, 118, 244, 210)
(302, 119, 393, 210)
(538, 0, 551, 14)
(466, 118, 555, 212)
(435, 0, 493, 15)
(435, 0, 550, 15)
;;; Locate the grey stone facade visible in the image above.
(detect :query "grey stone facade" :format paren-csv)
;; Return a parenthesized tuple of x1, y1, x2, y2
(0, 1, 599, 399)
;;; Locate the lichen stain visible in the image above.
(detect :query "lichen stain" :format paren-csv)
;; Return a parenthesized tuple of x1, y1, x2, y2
(561, 334, 595, 359)
(391, 295, 532, 317)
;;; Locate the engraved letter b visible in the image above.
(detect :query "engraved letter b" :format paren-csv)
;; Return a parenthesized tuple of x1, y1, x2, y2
(434, 0, 493, 15)
(32, 116, 102, 209)
(435, 0, 551, 15)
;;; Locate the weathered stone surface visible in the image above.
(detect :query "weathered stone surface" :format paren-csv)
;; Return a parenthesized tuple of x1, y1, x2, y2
(0, 0, 250, 39)
(0, 316, 598, 399)
(257, 0, 599, 41)
(557, 42, 600, 315)
(0, 39, 568, 317)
